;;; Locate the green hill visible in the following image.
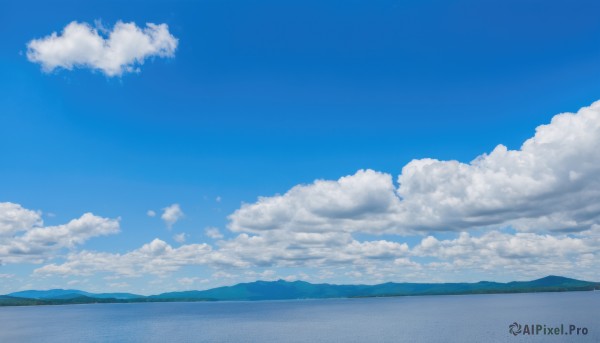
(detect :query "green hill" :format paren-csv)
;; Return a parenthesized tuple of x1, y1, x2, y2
(2, 275, 598, 306)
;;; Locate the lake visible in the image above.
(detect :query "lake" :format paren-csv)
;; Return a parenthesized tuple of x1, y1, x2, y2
(0, 291, 598, 342)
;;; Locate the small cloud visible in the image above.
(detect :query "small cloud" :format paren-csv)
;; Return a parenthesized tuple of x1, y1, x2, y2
(93, 19, 108, 34)
(173, 233, 186, 244)
(177, 277, 206, 286)
(147, 210, 156, 217)
(215, 196, 222, 203)
(346, 271, 363, 278)
(161, 204, 183, 229)
(26, 20, 178, 77)
(283, 275, 299, 282)
(204, 226, 223, 239)
(67, 279, 88, 286)
(244, 270, 276, 280)
(212, 271, 234, 279)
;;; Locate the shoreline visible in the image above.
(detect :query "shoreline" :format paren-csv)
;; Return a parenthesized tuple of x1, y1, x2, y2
(2, 286, 598, 308)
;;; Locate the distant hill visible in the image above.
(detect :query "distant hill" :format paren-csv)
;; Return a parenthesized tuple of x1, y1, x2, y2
(150, 275, 599, 301)
(8, 289, 143, 300)
(8, 289, 92, 299)
(2, 275, 598, 306)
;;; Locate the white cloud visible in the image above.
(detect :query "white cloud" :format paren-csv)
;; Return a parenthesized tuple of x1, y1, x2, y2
(215, 196, 222, 203)
(147, 210, 156, 217)
(230, 100, 600, 235)
(413, 231, 593, 265)
(33, 227, 600, 283)
(409, 229, 600, 281)
(33, 229, 413, 277)
(177, 277, 207, 287)
(204, 227, 223, 239)
(173, 233, 186, 243)
(161, 204, 183, 229)
(0, 202, 120, 264)
(35, 239, 213, 277)
(27, 20, 178, 76)
(213, 231, 409, 268)
(19, 101, 600, 286)
(229, 169, 401, 234)
(0, 202, 42, 237)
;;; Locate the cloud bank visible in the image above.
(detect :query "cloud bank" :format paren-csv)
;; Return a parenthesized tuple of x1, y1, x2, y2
(26, 21, 178, 76)
(6, 100, 600, 289)
(230, 100, 600, 235)
(0, 202, 119, 264)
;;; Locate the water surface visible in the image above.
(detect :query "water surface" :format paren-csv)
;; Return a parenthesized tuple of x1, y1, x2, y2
(0, 291, 598, 342)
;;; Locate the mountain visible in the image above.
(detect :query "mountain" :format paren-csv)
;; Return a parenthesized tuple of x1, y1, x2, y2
(8, 289, 143, 300)
(151, 275, 599, 301)
(8, 289, 92, 299)
(92, 292, 144, 300)
(2, 276, 598, 306)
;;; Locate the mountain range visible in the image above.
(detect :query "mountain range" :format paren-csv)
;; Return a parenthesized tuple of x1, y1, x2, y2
(1, 275, 598, 306)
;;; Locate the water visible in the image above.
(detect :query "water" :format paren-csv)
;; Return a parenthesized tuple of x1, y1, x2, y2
(0, 291, 598, 342)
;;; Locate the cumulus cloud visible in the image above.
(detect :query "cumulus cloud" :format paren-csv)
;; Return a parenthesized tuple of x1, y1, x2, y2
(230, 100, 600, 235)
(20, 101, 600, 285)
(34, 232, 413, 277)
(213, 231, 410, 268)
(0, 202, 42, 237)
(413, 231, 595, 269)
(147, 210, 156, 217)
(35, 239, 213, 277)
(229, 169, 402, 235)
(205, 227, 223, 239)
(161, 204, 183, 229)
(173, 233, 186, 243)
(177, 277, 209, 287)
(33, 226, 600, 283)
(0, 202, 119, 264)
(26, 21, 178, 76)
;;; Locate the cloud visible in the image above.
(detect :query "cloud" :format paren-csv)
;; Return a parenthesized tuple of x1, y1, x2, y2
(33, 226, 600, 282)
(230, 100, 600, 235)
(204, 227, 223, 239)
(147, 210, 156, 217)
(213, 231, 409, 268)
(173, 233, 186, 243)
(177, 277, 207, 287)
(35, 239, 213, 277)
(0, 202, 42, 237)
(229, 169, 401, 235)
(413, 230, 595, 267)
(26, 21, 178, 76)
(20, 101, 600, 286)
(161, 204, 183, 229)
(33, 233, 413, 277)
(0, 202, 120, 264)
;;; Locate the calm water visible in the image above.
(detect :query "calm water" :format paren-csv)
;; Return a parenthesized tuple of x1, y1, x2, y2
(0, 291, 598, 342)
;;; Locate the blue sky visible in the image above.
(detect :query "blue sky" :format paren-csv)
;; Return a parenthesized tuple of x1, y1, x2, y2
(2, 0, 600, 294)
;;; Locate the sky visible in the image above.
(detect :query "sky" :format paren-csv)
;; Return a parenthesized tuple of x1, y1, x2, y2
(1, 0, 600, 294)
